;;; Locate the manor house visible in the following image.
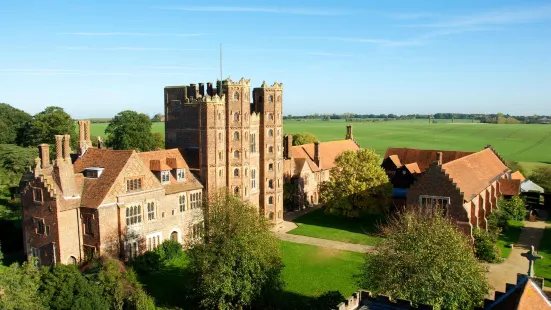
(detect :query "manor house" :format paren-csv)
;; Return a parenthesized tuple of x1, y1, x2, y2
(20, 77, 285, 266)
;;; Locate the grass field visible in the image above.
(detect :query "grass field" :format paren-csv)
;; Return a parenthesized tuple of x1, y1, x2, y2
(535, 227, 551, 287)
(496, 220, 524, 259)
(288, 208, 383, 246)
(90, 119, 551, 165)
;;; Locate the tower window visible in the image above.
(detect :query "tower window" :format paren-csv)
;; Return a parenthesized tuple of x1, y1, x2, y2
(219, 152, 222, 161)
(268, 179, 274, 189)
(251, 169, 256, 189)
(234, 131, 240, 141)
(234, 91, 240, 100)
(268, 129, 273, 137)
(234, 187, 239, 195)
(218, 112, 221, 120)
(234, 151, 239, 159)
(234, 112, 239, 121)
(268, 95, 274, 103)
(268, 146, 273, 153)
(234, 168, 239, 177)
(267, 113, 273, 121)
(269, 163, 273, 171)
(268, 196, 274, 204)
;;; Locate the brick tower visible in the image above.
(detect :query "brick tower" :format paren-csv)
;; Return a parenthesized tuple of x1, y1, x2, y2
(164, 78, 284, 223)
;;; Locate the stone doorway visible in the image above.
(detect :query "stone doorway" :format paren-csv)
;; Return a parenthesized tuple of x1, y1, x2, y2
(170, 231, 178, 241)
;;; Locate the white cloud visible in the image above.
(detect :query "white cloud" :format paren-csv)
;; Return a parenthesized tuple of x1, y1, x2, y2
(158, 5, 349, 16)
(59, 32, 203, 37)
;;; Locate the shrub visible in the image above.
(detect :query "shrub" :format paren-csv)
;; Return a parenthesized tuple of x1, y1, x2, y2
(487, 210, 507, 233)
(156, 239, 183, 262)
(131, 251, 162, 273)
(498, 197, 526, 221)
(473, 228, 501, 263)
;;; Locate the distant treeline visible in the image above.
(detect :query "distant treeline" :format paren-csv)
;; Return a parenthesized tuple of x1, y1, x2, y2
(283, 113, 551, 124)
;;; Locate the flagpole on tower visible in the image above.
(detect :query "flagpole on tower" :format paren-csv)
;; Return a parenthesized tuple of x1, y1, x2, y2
(220, 44, 223, 87)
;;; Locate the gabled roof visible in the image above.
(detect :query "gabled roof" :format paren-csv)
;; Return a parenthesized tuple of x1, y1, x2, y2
(388, 155, 402, 167)
(441, 148, 509, 201)
(511, 171, 526, 182)
(137, 149, 189, 171)
(404, 163, 421, 174)
(290, 140, 359, 174)
(384, 147, 474, 172)
(73, 148, 135, 208)
(488, 276, 551, 310)
(499, 179, 521, 196)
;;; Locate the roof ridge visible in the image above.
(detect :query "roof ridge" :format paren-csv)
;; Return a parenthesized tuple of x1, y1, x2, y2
(441, 148, 493, 167)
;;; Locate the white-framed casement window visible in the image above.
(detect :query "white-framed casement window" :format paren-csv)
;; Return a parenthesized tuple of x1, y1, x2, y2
(126, 205, 142, 226)
(190, 191, 202, 210)
(161, 171, 170, 184)
(146, 232, 162, 251)
(251, 169, 256, 189)
(419, 195, 451, 213)
(147, 201, 156, 221)
(32, 188, 43, 203)
(176, 169, 185, 181)
(179, 194, 186, 212)
(192, 222, 204, 239)
(126, 241, 139, 259)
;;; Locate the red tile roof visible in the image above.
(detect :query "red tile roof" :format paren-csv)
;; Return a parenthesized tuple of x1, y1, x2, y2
(404, 162, 421, 174)
(73, 148, 135, 208)
(384, 147, 474, 172)
(137, 149, 199, 187)
(499, 179, 521, 196)
(441, 148, 509, 201)
(388, 155, 402, 167)
(511, 171, 526, 182)
(290, 140, 359, 174)
(490, 277, 551, 310)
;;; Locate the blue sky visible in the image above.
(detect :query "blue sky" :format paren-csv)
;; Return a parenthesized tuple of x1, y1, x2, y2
(1, 0, 550, 118)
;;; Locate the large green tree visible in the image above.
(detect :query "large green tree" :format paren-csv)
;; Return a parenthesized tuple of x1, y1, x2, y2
(105, 110, 158, 151)
(530, 166, 551, 193)
(319, 148, 391, 217)
(292, 132, 318, 146)
(360, 207, 489, 309)
(0, 144, 36, 188)
(186, 192, 283, 309)
(0, 103, 32, 145)
(16, 106, 75, 147)
(0, 261, 45, 310)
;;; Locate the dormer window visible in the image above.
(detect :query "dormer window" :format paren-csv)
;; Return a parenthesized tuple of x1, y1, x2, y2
(83, 167, 104, 178)
(161, 171, 170, 184)
(176, 169, 185, 181)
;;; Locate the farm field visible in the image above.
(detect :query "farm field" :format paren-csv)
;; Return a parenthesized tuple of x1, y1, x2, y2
(90, 119, 551, 165)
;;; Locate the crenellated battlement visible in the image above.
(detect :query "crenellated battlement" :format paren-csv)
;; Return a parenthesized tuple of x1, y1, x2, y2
(259, 80, 283, 89)
(250, 112, 260, 124)
(335, 290, 433, 310)
(224, 77, 251, 87)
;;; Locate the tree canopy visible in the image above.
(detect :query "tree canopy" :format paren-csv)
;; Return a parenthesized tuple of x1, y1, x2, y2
(105, 110, 160, 151)
(530, 166, 551, 193)
(0, 103, 32, 145)
(186, 192, 283, 309)
(151, 113, 164, 122)
(0, 144, 36, 188)
(319, 148, 391, 217)
(292, 132, 318, 146)
(16, 106, 75, 148)
(360, 207, 489, 309)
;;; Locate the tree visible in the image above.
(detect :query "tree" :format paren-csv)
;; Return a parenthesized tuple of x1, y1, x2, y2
(498, 196, 526, 221)
(292, 132, 318, 146)
(319, 149, 391, 217)
(0, 103, 32, 145)
(360, 207, 489, 309)
(506, 161, 525, 176)
(152, 132, 165, 150)
(105, 110, 158, 151)
(16, 106, 75, 148)
(530, 167, 551, 193)
(187, 192, 283, 309)
(0, 261, 45, 310)
(151, 113, 164, 122)
(0, 144, 36, 188)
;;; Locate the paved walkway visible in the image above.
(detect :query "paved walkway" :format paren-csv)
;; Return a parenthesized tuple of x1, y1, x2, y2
(272, 206, 374, 253)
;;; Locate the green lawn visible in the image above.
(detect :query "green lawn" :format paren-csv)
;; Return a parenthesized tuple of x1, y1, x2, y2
(91, 119, 551, 164)
(496, 220, 524, 258)
(535, 227, 551, 287)
(279, 241, 363, 303)
(137, 241, 364, 309)
(288, 208, 383, 246)
(88, 122, 165, 138)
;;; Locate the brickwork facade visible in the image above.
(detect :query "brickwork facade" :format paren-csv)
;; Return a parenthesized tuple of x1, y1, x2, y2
(164, 78, 284, 223)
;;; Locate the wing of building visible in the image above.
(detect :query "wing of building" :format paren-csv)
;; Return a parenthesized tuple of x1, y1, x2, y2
(282, 125, 360, 208)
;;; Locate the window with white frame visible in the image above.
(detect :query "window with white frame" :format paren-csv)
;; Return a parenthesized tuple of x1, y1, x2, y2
(126, 205, 142, 226)
(251, 169, 256, 189)
(127, 241, 139, 259)
(161, 171, 170, 183)
(147, 202, 156, 221)
(179, 194, 186, 212)
(147, 232, 162, 251)
(126, 178, 142, 192)
(419, 195, 450, 213)
(190, 191, 202, 210)
(192, 222, 204, 239)
(176, 169, 185, 181)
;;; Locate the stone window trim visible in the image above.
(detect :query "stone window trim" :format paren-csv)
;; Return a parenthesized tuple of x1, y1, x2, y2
(268, 196, 274, 205)
(146, 231, 163, 251)
(234, 168, 239, 177)
(233, 112, 240, 121)
(268, 129, 274, 137)
(125, 176, 144, 192)
(189, 191, 202, 210)
(233, 91, 240, 101)
(179, 194, 186, 212)
(125, 204, 143, 226)
(126, 240, 139, 260)
(83, 213, 95, 236)
(32, 187, 43, 203)
(176, 168, 185, 182)
(268, 179, 274, 189)
(419, 195, 451, 214)
(251, 169, 257, 189)
(268, 95, 274, 103)
(268, 163, 274, 171)
(33, 217, 46, 235)
(268, 146, 274, 153)
(233, 150, 240, 159)
(147, 201, 156, 221)
(233, 131, 240, 141)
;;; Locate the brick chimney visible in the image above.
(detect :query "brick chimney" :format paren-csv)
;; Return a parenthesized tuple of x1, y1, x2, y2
(436, 152, 443, 165)
(38, 144, 50, 168)
(55, 135, 63, 163)
(97, 136, 103, 149)
(206, 82, 213, 96)
(314, 141, 321, 169)
(54, 135, 79, 197)
(63, 134, 71, 161)
(284, 134, 293, 159)
(198, 83, 205, 97)
(78, 120, 92, 156)
(345, 125, 353, 140)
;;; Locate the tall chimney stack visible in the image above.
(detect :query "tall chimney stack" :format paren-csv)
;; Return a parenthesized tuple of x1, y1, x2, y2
(97, 136, 103, 149)
(206, 82, 213, 96)
(55, 135, 63, 163)
(198, 83, 205, 97)
(284, 134, 293, 159)
(78, 120, 92, 155)
(63, 135, 71, 161)
(38, 144, 50, 168)
(314, 141, 321, 169)
(436, 152, 443, 165)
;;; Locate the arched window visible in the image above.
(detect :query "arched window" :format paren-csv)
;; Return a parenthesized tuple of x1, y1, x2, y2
(233, 91, 240, 100)
(268, 196, 274, 204)
(267, 113, 273, 121)
(268, 129, 273, 137)
(219, 169, 222, 177)
(268, 179, 273, 189)
(234, 168, 239, 177)
(268, 95, 274, 103)
(233, 151, 239, 159)
(234, 112, 239, 121)
(277, 95, 281, 102)
(233, 131, 239, 141)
